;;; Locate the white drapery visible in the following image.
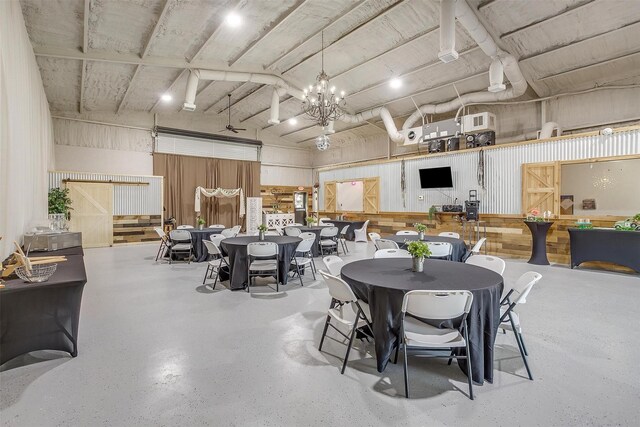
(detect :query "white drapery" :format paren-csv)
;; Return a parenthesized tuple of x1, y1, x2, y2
(195, 186, 245, 217)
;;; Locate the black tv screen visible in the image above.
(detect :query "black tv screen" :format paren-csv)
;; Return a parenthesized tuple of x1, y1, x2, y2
(419, 167, 453, 188)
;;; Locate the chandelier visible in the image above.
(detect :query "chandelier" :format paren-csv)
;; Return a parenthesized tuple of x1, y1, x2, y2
(302, 32, 346, 128)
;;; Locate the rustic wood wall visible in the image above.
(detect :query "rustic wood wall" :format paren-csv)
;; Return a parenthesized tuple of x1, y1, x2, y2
(260, 185, 313, 214)
(113, 215, 162, 244)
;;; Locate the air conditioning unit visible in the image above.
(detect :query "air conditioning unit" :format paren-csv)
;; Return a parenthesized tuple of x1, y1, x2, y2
(402, 126, 424, 145)
(421, 118, 460, 143)
(462, 112, 496, 133)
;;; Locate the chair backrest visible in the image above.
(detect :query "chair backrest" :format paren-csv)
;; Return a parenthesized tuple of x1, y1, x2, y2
(274, 226, 283, 236)
(368, 232, 381, 242)
(285, 227, 301, 237)
(376, 238, 399, 250)
(322, 255, 344, 276)
(247, 241, 278, 257)
(154, 226, 166, 239)
(509, 271, 542, 304)
(319, 271, 357, 303)
(426, 241, 452, 257)
(265, 231, 280, 236)
(320, 226, 338, 237)
(298, 232, 316, 242)
(355, 220, 369, 232)
(470, 237, 487, 254)
(438, 231, 460, 239)
(221, 228, 236, 238)
(318, 217, 332, 225)
(209, 224, 225, 229)
(231, 225, 242, 234)
(402, 290, 474, 320)
(373, 249, 412, 259)
(177, 225, 193, 229)
(202, 240, 222, 257)
(169, 229, 191, 241)
(295, 237, 316, 254)
(396, 230, 418, 235)
(339, 225, 350, 235)
(290, 223, 303, 227)
(465, 255, 506, 275)
(323, 222, 335, 226)
(210, 234, 226, 246)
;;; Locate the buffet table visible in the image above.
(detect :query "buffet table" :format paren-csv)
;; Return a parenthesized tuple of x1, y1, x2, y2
(0, 247, 87, 365)
(568, 228, 640, 273)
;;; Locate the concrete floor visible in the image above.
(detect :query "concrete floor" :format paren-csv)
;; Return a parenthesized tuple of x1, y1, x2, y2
(1, 241, 639, 426)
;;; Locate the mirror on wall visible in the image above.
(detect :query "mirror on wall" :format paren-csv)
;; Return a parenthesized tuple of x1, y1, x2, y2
(560, 157, 640, 216)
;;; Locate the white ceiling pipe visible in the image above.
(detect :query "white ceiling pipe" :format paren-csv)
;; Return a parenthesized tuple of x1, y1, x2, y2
(488, 58, 506, 92)
(183, 70, 199, 110)
(454, 0, 498, 59)
(539, 121, 562, 139)
(438, 0, 459, 63)
(268, 87, 285, 125)
(322, 120, 335, 134)
(341, 107, 404, 144)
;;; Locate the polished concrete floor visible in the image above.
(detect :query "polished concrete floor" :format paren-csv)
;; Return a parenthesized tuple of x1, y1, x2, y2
(1, 241, 639, 426)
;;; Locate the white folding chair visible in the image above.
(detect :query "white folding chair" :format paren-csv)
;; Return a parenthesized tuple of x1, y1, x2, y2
(231, 225, 242, 235)
(499, 271, 542, 381)
(465, 255, 506, 275)
(470, 237, 487, 255)
(168, 229, 193, 264)
(208, 224, 225, 229)
(376, 238, 400, 250)
(318, 271, 374, 374)
(438, 231, 460, 239)
(368, 232, 381, 249)
(338, 225, 350, 254)
(284, 227, 301, 237)
(319, 226, 339, 256)
(290, 238, 317, 286)
(290, 223, 304, 227)
(322, 255, 344, 276)
(426, 242, 452, 259)
(298, 232, 316, 242)
(373, 249, 412, 259)
(318, 217, 332, 225)
(202, 240, 229, 289)
(265, 231, 280, 236)
(400, 290, 475, 399)
(396, 230, 418, 236)
(177, 225, 193, 229)
(153, 226, 171, 262)
(354, 220, 369, 242)
(246, 242, 279, 293)
(210, 234, 226, 249)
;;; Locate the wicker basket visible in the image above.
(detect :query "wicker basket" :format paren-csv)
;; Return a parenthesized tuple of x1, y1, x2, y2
(15, 264, 58, 283)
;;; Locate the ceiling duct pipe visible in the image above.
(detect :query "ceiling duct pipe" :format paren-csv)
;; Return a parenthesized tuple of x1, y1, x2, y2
(341, 107, 404, 144)
(539, 121, 562, 139)
(488, 58, 506, 92)
(438, 0, 459, 63)
(268, 87, 286, 125)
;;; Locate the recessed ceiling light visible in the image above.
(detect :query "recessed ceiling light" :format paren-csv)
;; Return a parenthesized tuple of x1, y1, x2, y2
(289, 118, 298, 125)
(226, 12, 242, 27)
(161, 94, 172, 102)
(389, 78, 402, 89)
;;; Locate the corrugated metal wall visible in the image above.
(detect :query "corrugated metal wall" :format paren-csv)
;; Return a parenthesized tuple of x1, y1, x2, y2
(319, 129, 640, 214)
(49, 171, 163, 215)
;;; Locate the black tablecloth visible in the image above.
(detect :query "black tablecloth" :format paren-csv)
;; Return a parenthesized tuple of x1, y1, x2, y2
(525, 221, 553, 265)
(185, 227, 224, 262)
(569, 228, 640, 272)
(326, 220, 365, 241)
(341, 258, 503, 384)
(385, 235, 468, 262)
(286, 226, 323, 256)
(220, 236, 302, 290)
(0, 246, 87, 365)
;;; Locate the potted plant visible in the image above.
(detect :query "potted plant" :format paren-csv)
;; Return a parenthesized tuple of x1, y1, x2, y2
(257, 224, 268, 240)
(414, 223, 427, 240)
(196, 217, 206, 230)
(48, 187, 73, 231)
(406, 241, 432, 273)
(428, 205, 437, 222)
(306, 216, 317, 226)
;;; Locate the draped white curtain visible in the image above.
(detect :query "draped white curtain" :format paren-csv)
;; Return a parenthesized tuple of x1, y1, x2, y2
(195, 186, 245, 217)
(0, 0, 54, 258)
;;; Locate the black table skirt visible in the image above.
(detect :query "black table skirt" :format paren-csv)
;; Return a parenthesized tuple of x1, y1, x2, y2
(220, 236, 302, 290)
(326, 220, 365, 241)
(286, 226, 323, 257)
(524, 221, 553, 265)
(341, 258, 503, 384)
(385, 235, 468, 262)
(186, 227, 224, 262)
(569, 228, 640, 272)
(0, 246, 87, 365)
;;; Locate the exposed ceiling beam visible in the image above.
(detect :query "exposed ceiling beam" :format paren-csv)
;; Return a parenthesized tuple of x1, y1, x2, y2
(537, 50, 640, 81)
(83, 0, 90, 53)
(281, 123, 317, 138)
(204, 82, 247, 112)
(265, 0, 369, 70)
(117, 65, 141, 114)
(477, 0, 500, 11)
(500, 0, 596, 39)
(79, 60, 86, 113)
(149, 69, 188, 112)
(190, 0, 244, 63)
(227, 0, 309, 67)
(141, 0, 172, 58)
(217, 84, 264, 114)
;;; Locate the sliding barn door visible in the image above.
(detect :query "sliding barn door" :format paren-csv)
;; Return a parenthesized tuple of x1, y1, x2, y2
(67, 182, 114, 248)
(363, 177, 380, 214)
(324, 182, 336, 212)
(521, 162, 558, 215)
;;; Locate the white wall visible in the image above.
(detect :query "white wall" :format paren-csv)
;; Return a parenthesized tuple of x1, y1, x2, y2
(336, 181, 364, 211)
(0, 0, 54, 257)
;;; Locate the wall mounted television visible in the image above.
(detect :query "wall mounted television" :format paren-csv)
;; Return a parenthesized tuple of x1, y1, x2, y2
(419, 166, 453, 189)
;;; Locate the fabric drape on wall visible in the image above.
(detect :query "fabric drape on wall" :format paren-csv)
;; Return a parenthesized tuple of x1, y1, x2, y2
(153, 153, 260, 228)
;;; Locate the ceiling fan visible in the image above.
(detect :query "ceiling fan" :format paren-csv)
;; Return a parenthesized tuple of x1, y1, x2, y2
(219, 94, 246, 134)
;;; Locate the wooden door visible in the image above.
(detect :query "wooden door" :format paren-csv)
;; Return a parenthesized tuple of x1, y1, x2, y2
(521, 162, 558, 215)
(363, 177, 380, 214)
(324, 182, 336, 212)
(67, 182, 114, 248)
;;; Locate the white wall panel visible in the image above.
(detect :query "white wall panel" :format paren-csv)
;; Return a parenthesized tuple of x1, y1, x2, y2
(319, 129, 640, 214)
(261, 165, 313, 186)
(155, 134, 259, 161)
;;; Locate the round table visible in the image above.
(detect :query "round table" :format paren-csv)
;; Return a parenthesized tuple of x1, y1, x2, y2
(285, 226, 324, 256)
(385, 235, 468, 262)
(341, 258, 503, 384)
(220, 236, 302, 290)
(187, 227, 224, 262)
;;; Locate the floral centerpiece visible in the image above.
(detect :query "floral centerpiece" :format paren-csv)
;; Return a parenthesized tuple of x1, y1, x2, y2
(306, 216, 317, 226)
(257, 223, 268, 240)
(196, 217, 206, 230)
(525, 209, 553, 222)
(406, 241, 432, 272)
(414, 222, 427, 240)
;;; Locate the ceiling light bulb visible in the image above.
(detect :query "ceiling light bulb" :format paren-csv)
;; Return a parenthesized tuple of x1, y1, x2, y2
(389, 78, 402, 89)
(289, 118, 298, 125)
(330, 86, 336, 93)
(340, 90, 345, 97)
(161, 93, 172, 102)
(226, 12, 242, 27)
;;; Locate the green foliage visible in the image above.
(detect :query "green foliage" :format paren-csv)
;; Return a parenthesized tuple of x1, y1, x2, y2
(406, 241, 431, 259)
(413, 222, 427, 232)
(196, 217, 206, 225)
(257, 224, 268, 232)
(633, 213, 640, 222)
(306, 216, 316, 225)
(48, 188, 72, 216)
(428, 205, 437, 221)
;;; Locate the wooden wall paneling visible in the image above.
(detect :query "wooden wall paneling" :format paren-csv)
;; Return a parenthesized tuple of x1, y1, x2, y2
(324, 182, 336, 212)
(522, 162, 559, 215)
(363, 177, 380, 214)
(260, 186, 313, 214)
